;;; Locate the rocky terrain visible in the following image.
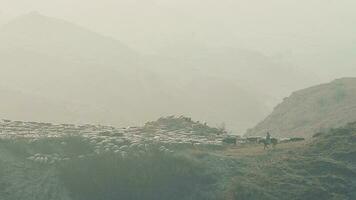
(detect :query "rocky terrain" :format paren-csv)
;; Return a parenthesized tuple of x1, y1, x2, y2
(246, 78, 356, 138)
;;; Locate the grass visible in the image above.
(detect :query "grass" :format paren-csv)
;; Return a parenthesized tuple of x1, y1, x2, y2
(0, 122, 355, 200)
(224, 122, 356, 200)
(58, 151, 218, 200)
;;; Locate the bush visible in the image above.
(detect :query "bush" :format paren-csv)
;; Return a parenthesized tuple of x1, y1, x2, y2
(58, 151, 216, 200)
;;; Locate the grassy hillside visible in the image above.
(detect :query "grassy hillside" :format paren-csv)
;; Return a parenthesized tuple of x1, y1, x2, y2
(226, 122, 356, 200)
(0, 122, 355, 200)
(246, 78, 356, 138)
(0, 136, 218, 200)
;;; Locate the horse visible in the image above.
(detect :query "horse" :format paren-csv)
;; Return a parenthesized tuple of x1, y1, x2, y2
(259, 138, 278, 149)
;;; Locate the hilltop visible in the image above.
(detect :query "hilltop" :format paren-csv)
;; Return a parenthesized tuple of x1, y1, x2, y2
(246, 78, 356, 138)
(143, 115, 226, 136)
(0, 11, 137, 62)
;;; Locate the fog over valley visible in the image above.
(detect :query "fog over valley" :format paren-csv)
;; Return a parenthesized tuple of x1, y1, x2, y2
(0, 0, 355, 133)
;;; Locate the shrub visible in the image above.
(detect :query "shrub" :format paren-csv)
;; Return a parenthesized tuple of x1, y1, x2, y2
(58, 150, 216, 200)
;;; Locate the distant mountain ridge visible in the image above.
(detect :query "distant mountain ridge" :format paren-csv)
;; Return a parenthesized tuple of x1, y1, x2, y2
(246, 78, 356, 138)
(0, 12, 318, 132)
(0, 12, 271, 132)
(0, 11, 138, 63)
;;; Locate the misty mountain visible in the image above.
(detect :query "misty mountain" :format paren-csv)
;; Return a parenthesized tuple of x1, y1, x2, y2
(246, 78, 356, 138)
(0, 12, 171, 125)
(0, 86, 108, 124)
(0, 16, 5, 26)
(147, 43, 318, 106)
(0, 11, 138, 63)
(0, 12, 319, 132)
(0, 13, 271, 131)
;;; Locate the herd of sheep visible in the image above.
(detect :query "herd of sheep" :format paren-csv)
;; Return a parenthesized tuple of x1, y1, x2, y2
(0, 118, 223, 165)
(1, 117, 306, 166)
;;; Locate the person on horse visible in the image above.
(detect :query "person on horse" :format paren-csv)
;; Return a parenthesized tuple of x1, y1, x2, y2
(266, 132, 271, 144)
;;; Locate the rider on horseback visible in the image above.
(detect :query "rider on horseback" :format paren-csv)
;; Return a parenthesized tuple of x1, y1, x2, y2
(259, 132, 277, 149)
(266, 132, 271, 144)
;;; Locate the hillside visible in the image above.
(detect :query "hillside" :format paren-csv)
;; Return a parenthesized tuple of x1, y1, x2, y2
(0, 12, 148, 125)
(0, 118, 355, 200)
(0, 86, 108, 124)
(246, 78, 356, 138)
(0, 12, 179, 126)
(143, 115, 226, 136)
(0, 11, 138, 63)
(225, 122, 356, 200)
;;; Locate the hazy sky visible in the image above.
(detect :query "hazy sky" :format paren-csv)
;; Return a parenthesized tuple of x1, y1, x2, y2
(1, 0, 355, 78)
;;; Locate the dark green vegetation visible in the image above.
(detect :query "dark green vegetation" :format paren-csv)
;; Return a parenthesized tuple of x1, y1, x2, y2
(60, 154, 216, 200)
(0, 122, 355, 200)
(226, 122, 356, 200)
(0, 137, 218, 200)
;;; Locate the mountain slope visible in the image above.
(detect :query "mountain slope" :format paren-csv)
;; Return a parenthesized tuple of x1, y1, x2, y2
(0, 13, 271, 132)
(148, 44, 318, 107)
(0, 86, 110, 124)
(0, 118, 355, 200)
(246, 78, 356, 138)
(0, 11, 138, 63)
(0, 13, 178, 124)
(228, 122, 356, 200)
(0, 12, 155, 126)
(143, 44, 319, 131)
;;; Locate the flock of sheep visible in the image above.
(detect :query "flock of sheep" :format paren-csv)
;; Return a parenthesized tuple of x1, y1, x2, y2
(0, 117, 228, 165)
(27, 153, 70, 164)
